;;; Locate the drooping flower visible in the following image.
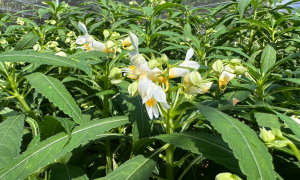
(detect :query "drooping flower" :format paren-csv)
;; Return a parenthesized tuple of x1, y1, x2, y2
(219, 71, 236, 91)
(169, 48, 200, 78)
(184, 82, 213, 96)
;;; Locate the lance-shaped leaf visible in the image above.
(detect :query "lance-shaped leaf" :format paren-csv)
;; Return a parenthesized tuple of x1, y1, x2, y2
(15, 33, 40, 50)
(195, 104, 277, 180)
(102, 148, 160, 180)
(0, 116, 129, 180)
(156, 132, 242, 176)
(41, 116, 65, 140)
(0, 51, 90, 75)
(238, 0, 251, 18)
(0, 114, 25, 169)
(261, 43, 276, 75)
(26, 73, 85, 124)
(276, 113, 300, 139)
(50, 164, 88, 180)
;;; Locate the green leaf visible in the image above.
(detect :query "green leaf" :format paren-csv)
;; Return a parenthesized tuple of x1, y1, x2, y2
(0, 51, 85, 72)
(213, 46, 250, 60)
(25, 117, 39, 137)
(254, 112, 280, 129)
(53, 116, 76, 135)
(156, 132, 242, 175)
(50, 164, 88, 180)
(153, 3, 182, 17)
(281, 78, 300, 85)
(0, 114, 25, 169)
(111, 19, 129, 30)
(220, 91, 251, 107)
(261, 43, 276, 75)
(41, 116, 65, 140)
(238, 0, 251, 18)
(0, 116, 129, 180)
(89, 21, 104, 34)
(102, 148, 160, 180)
(142, 7, 153, 16)
(26, 73, 85, 124)
(195, 105, 277, 180)
(276, 113, 300, 139)
(117, 82, 151, 142)
(15, 33, 40, 51)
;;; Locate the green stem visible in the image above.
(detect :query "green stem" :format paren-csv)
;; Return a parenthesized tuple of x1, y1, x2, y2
(279, 136, 300, 162)
(103, 62, 113, 173)
(173, 152, 193, 167)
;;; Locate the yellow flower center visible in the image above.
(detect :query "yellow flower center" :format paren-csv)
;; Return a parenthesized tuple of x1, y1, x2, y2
(84, 44, 89, 47)
(146, 98, 155, 106)
(130, 65, 136, 71)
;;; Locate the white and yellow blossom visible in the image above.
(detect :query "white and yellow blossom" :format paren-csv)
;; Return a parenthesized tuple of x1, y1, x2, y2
(219, 71, 236, 91)
(169, 48, 200, 78)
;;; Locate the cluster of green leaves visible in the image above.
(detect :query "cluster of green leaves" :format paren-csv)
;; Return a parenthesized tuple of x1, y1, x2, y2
(0, 0, 300, 179)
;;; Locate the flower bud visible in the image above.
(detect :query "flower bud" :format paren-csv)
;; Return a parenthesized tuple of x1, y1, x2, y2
(230, 59, 241, 65)
(161, 54, 168, 64)
(65, 38, 71, 43)
(271, 128, 283, 137)
(259, 127, 275, 143)
(109, 67, 122, 79)
(212, 60, 223, 75)
(184, 71, 202, 88)
(55, 52, 67, 57)
(126, 45, 135, 51)
(128, 81, 139, 97)
(224, 64, 235, 73)
(106, 40, 115, 49)
(215, 172, 242, 180)
(49, 20, 56, 25)
(160, 0, 166, 5)
(103, 30, 110, 38)
(0, 39, 8, 45)
(234, 66, 247, 75)
(111, 32, 120, 39)
(148, 60, 161, 69)
(33, 44, 41, 52)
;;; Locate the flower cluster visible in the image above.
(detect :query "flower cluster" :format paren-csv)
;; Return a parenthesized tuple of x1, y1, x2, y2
(123, 33, 214, 119)
(212, 59, 247, 91)
(123, 33, 170, 119)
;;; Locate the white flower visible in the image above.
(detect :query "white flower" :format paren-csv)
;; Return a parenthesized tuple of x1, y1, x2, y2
(138, 75, 170, 119)
(75, 22, 94, 45)
(55, 52, 67, 57)
(169, 48, 200, 78)
(219, 71, 236, 91)
(75, 43, 93, 51)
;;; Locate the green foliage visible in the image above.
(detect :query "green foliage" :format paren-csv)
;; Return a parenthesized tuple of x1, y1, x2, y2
(0, 0, 300, 179)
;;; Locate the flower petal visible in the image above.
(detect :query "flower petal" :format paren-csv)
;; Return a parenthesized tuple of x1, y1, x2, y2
(92, 41, 108, 52)
(185, 48, 194, 61)
(145, 104, 154, 119)
(75, 36, 86, 45)
(129, 32, 139, 55)
(78, 22, 88, 34)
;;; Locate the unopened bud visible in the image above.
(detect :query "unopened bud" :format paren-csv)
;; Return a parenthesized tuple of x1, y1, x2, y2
(106, 40, 115, 49)
(109, 67, 122, 79)
(128, 81, 139, 97)
(161, 54, 168, 64)
(184, 71, 202, 88)
(103, 30, 110, 38)
(33, 44, 41, 52)
(148, 60, 161, 69)
(111, 32, 120, 39)
(212, 60, 223, 74)
(230, 59, 241, 65)
(55, 51, 67, 57)
(266, 140, 289, 148)
(259, 127, 275, 143)
(215, 172, 242, 180)
(271, 128, 283, 137)
(224, 64, 235, 73)
(234, 66, 247, 75)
